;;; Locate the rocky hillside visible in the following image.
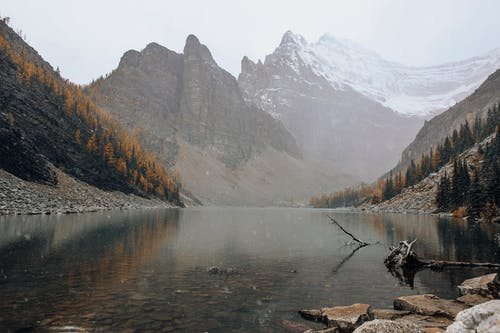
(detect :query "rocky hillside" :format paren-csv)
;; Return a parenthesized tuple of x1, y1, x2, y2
(87, 36, 351, 206)
(367, 132, 497, 215)
(238, 32, 423, 180)
(401, 68, 500, 165)
(0, 21, 182, 207)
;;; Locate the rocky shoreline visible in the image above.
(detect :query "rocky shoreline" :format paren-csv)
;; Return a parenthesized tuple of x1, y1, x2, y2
(0, 168, 176, 216)
(290, 273, 500, 333)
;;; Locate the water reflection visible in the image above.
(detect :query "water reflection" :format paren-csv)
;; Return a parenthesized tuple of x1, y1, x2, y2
(0, 208, 499, 332)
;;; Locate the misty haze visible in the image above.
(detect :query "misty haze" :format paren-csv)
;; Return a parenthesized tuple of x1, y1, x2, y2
(0, 1, 499, 332)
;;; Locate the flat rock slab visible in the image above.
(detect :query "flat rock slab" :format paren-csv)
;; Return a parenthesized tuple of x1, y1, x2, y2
(300, 303, 373, 332)
(393, 294, 467, 319)
(421, 328, 445, 333)
(445, 300, 500, 333)
(353, 319, 422, 333)
(395, 314, 453, 330)
(458, 273, 500, 299)
(373, 309, 411, 320)
(456, 294, 493, 307)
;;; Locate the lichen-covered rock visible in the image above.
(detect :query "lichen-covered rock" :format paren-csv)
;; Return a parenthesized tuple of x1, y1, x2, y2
(458, 273, 500, 299)
(445, 300, 500, 333)
(393, 294, 467, 319)
(353, 319, 422, 333)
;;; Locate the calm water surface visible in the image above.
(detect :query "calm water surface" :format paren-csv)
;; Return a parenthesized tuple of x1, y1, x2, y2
(1, 208, 499, 332)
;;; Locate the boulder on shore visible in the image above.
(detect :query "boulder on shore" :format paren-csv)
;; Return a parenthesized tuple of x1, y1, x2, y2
(445, 300, 500, 333)
(458, 273, 499, 299)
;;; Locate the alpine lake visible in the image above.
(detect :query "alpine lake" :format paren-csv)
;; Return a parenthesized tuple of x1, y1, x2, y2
(1, 208, 499, 332)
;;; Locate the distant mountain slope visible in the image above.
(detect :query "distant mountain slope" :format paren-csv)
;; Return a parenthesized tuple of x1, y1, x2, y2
(239, 32, 423, 180)
(401, 68, 500, 165)
(87, 35, 348, 205)
(261, 31, 500, 117)
(0, 21, 182, 205)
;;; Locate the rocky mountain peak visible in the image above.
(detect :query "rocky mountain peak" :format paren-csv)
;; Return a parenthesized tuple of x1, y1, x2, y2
(241, 56, 262, 74)
(279, 30, 307, 48)
(183, 34, 214, 63)
(259, 31, 500, 116)
(118, 49, 141, 67)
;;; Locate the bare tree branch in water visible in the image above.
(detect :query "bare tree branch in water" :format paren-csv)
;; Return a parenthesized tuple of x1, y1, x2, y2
(326, 215, 369, 247)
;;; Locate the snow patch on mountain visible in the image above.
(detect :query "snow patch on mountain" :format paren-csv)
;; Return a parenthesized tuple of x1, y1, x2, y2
(274, 31, 500, 116)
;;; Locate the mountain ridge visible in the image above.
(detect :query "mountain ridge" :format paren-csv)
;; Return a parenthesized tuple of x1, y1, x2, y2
(87, 35, 348, 206)
(248, 30, 500, 117)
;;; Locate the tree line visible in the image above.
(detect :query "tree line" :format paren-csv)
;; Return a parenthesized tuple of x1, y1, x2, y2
(0, 32, 182, 205)
(311, 104, 500, 219)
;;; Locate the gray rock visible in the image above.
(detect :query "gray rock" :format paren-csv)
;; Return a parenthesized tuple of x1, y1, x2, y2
(353, 319, 422, 333)
(445, 300, 500, 333)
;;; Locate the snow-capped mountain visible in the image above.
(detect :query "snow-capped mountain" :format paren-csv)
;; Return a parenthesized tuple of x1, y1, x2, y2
(238, 33, 424, 181)
(271, 31, 500, 116)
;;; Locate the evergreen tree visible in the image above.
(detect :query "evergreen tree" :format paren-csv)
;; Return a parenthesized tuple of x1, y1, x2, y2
(436, 171, 450, 210)
(467, 169, 484, 219)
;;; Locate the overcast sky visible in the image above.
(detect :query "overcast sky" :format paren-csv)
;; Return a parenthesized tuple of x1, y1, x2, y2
(1, 0, 499, 84)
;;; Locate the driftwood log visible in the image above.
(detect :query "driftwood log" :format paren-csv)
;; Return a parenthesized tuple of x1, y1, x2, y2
(385, 239, 500, 286)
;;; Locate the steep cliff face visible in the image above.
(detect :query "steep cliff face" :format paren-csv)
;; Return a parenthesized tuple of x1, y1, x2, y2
(88, 35, 299, 169)
(401, 69, 500, 165)
(238, 33, 423, 180)
(87, 35, 340, 206)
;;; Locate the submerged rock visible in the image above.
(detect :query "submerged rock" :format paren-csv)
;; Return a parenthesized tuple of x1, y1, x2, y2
(206, 266, 238, 275)
(280, 319, 312, 333)
(353, 319, 422, 333)
(458, 273, 500, 299)
(393, 294, 467, 319)
(445, 300, 500, 333)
